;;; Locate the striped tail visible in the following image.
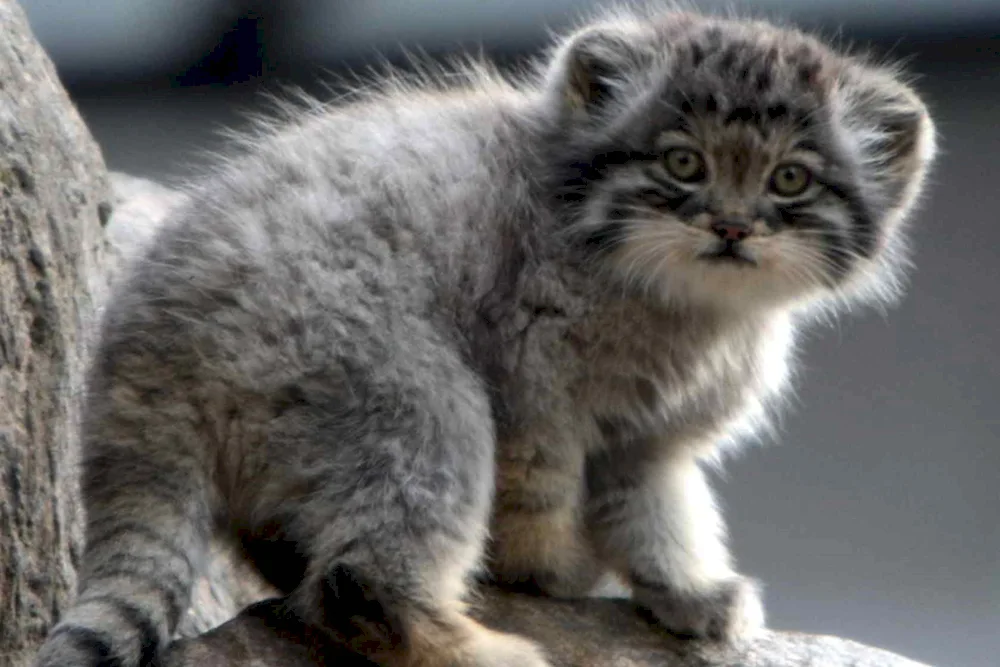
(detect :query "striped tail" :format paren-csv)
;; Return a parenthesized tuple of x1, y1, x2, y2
(35, 445, 212, 667)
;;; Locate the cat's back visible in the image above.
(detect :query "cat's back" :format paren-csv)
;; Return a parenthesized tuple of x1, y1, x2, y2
(96, 80, 541, 394)
(189, 82, 533, 261)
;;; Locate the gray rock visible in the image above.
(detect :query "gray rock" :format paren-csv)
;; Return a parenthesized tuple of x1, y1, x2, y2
(162, 590, 932, 667)
(0, 0, 110, 662)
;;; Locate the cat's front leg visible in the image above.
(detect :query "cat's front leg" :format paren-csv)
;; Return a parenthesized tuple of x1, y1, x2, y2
(586, 446, 764, 642)
(488, 426, 608, 599)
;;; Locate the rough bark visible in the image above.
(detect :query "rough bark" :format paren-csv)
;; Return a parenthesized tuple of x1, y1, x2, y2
(0, 3, 933, 664)
(0, 0, 111, 664)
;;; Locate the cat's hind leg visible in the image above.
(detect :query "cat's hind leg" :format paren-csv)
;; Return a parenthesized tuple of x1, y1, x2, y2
(247, 333, 550, 667)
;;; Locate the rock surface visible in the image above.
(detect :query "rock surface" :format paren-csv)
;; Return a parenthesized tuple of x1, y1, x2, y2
(0, 0, 111, 663)
(163, 590, 931, 667)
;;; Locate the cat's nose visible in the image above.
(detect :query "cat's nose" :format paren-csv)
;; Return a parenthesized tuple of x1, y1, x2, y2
(711, 220, 752, 242)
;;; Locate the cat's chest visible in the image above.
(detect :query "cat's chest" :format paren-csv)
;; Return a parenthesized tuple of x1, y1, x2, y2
(502, 293, 775, 442)
(565, 303, 746, 432)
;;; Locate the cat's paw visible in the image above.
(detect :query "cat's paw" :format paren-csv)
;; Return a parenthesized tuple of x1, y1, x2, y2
(466, 628, 552, 667)
(634, 575, 765, 643)
(405, 612, 551, 667)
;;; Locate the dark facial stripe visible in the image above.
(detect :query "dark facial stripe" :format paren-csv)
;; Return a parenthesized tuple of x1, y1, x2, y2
(557, 150, 660, 205)
(776, 201, 815, 226)
(639, 165, 686, 194)
(583, 221, 628, 253)
(636, 188, 689, 212)
(636, 190, 701, 222)
(788, 212, 855, 281)
(821, 179, 877, 258)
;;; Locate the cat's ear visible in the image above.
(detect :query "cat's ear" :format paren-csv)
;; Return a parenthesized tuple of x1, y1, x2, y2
(838, 68, 937, 221)
(546, 22, 651, 115)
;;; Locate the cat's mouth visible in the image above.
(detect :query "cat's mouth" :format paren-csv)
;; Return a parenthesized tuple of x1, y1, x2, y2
(699, 241, 757, 266)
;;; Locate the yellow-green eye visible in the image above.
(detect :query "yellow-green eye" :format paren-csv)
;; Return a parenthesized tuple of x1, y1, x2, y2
(769, 163, 812, 197)
(664, 148, 706, 183)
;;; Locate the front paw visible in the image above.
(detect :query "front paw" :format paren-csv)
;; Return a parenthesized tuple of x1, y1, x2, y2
(633, 575, 765, 643)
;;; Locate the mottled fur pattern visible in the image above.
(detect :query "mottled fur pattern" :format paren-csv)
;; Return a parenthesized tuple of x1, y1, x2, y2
(37, 4, 935, 667)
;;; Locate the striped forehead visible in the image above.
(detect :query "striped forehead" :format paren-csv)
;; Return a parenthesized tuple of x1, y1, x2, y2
(660, 17, 836, 94)
(657, 18, 834, 129)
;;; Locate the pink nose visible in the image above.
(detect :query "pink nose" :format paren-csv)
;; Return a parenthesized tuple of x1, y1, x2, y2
(711, 221, 752, 242)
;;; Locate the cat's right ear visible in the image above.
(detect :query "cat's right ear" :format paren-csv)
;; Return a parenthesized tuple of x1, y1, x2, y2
(545, 23, 650, 116)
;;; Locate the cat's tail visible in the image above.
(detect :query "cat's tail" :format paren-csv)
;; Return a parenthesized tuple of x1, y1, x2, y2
(35, 431, 214, 667)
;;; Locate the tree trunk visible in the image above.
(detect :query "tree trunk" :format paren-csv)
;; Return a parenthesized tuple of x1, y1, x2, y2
(0, 1, 112, 664)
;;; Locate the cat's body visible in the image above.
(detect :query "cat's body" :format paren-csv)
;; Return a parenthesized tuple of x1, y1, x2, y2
(37, 6, 935, 667)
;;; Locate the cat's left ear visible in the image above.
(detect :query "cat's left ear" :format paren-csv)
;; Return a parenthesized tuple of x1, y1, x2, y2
(837, 67, 937, 221)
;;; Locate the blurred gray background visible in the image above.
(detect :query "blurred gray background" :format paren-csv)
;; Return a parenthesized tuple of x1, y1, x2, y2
(18, 1, 999, 666)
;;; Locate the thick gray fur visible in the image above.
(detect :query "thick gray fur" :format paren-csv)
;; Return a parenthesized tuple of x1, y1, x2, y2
(36, 4, 936, 667)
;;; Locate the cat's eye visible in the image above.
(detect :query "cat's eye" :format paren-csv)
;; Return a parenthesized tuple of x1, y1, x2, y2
(769, 163, 812, 197)
(664, 148, 706, 183)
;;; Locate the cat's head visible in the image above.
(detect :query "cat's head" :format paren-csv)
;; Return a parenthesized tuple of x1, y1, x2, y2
(544, 9, 936, 314)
